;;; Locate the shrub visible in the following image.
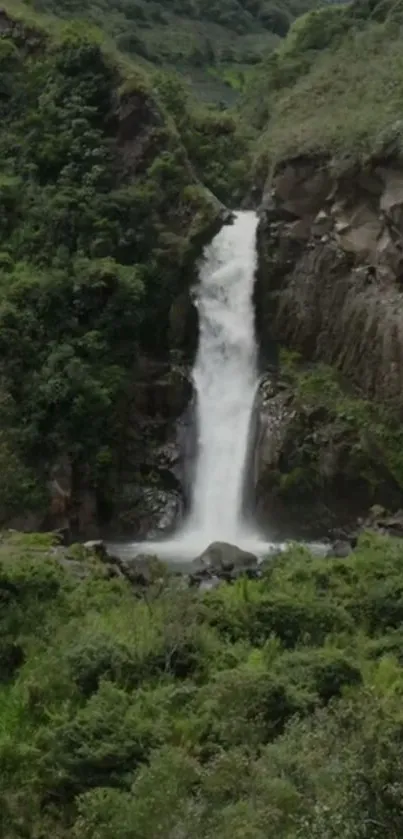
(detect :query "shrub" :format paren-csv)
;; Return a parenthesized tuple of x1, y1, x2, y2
(36, 681, 164, 798)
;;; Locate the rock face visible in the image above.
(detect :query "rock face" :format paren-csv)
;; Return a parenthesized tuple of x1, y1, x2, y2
(256, 156, 403, 412)
(253, 375, 366, 538)
(253, 155, 403, 536)
(100, 358, 194, 540)
(357, 505, 403, 539)
(253, 367, 403, 539)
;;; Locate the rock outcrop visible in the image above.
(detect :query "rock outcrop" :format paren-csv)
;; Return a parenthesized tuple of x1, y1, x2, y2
(190, 541, 259, 585)
(99, 358, 195, 540)
(256, 155, 403, 412)
(252, 373, 380, 539)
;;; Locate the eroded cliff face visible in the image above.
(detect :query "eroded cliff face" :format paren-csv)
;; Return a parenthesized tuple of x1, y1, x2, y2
(256, 155, 403, 408)
(255, 155, 403, 537)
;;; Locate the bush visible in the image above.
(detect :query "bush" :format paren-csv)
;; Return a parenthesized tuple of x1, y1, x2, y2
(74, 745, 201, 839)
(203, 582, 351, 647)
(65, 634, 139, 696)
(192, 664, 301, 750)
(36, 681, 164, 798)
(272, 647, 362, 703)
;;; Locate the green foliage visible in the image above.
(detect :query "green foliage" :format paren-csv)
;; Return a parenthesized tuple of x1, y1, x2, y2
(36, 681, 163, 798)
(0, 14, 222, 519)
(269, 358, 403, 502)
(154, 71, 251, 202)
(2, 531, 403, 836)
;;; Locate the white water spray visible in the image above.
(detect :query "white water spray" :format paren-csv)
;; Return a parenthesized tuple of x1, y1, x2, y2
(181, 210, 259, 544)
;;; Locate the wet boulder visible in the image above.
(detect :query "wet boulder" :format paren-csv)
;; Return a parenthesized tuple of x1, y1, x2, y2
(357, 506, 403, 539)
(190, 541, 259, 584)
(326, 539, 353, 559)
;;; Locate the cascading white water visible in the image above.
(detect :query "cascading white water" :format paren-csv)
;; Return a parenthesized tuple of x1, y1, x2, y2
(181, 210, 259, 544)
(110, 210, 282, 562)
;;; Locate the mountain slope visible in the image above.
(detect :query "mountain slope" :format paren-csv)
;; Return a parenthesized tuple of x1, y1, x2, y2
(27, 0, 319, 101)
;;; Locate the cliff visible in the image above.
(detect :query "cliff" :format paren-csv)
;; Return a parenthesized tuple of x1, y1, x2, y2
(254, 157, 403, 538)
(257, 155, 403, 410)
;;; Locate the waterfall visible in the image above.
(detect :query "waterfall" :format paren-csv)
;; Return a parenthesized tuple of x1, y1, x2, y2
(108, 210, 328, 563)
(110, 210, 277, 562)
(181, 210, 259, 544)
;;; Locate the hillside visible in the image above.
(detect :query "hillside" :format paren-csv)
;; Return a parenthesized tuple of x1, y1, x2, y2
(27, 0, 319, 102)
(243, 0, 403, 161)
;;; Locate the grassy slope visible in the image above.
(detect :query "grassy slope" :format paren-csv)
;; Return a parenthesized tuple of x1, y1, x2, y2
(243, 0, 403, 166)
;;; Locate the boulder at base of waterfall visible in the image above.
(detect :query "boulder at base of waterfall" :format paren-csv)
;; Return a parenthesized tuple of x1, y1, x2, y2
(190, 541, 259, 584)
(83, 540, 108, 560)
(326, 539, 353, 559)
